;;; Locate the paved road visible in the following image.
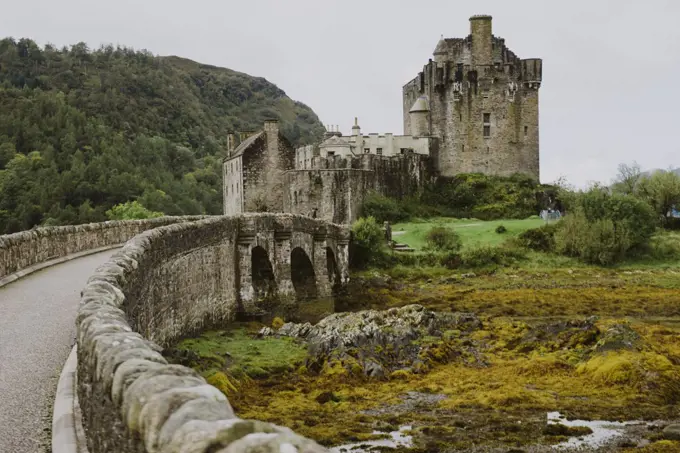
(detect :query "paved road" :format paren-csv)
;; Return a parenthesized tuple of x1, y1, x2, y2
(0, 250, 117, 453)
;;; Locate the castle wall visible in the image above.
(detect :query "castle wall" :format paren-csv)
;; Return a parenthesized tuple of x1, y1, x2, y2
(225, 121, 297, 214)
(223, 155, 244, 215)
(284, 154, 431, 224)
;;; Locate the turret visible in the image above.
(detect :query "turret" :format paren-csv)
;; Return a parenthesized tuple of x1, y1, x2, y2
(470, 15, 493, 67)
(351, 117, 361, 136)
(433, 35, 447, 63)
(521, 58, 543, 88)
(409, 96, 430, 137)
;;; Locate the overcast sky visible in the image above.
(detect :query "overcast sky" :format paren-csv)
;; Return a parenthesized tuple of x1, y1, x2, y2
(2, 0, 679, 187)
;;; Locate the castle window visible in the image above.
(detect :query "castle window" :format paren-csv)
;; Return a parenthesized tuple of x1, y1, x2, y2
(462, 144, 465, 152)
(483, 113, 491, 138)
(524, 126, 528, 137)
(364, 148, 370, 153)
(459, 113, 462, 121)
(237, 183, 239, 193)
(377, 148, 383, 155)
(327, 151, 335, 156)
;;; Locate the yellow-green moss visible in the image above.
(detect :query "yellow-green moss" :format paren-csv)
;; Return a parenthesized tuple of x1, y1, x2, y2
(271, 316, 285, 330)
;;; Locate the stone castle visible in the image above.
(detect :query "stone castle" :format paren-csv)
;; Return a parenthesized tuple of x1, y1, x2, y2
(224, 15, 542, 224)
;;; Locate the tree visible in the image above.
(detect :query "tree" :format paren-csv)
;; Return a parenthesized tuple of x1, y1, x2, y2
(635, 170, 680, 225)
(350, 217, 385, 268)
(612, 162, 642, 195)
(0, 37, 325, 232)
(105, 201, 163, 220)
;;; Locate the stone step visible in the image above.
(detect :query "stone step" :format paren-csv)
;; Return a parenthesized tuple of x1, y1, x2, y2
(392, 243, 415, 253)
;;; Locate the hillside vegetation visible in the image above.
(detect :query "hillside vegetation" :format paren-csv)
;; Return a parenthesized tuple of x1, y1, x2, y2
(0, 38, 325, 233)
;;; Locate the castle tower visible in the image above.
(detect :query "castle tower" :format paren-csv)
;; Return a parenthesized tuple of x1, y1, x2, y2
(402, 15, 542, 180)
(409, 96, 430, 137)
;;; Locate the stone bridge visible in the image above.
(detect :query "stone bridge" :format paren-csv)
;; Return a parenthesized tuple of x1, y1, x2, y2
(0, 214, 349, 453)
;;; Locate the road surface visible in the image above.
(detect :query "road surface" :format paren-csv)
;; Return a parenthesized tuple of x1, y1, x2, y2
(0, 250, 117, 453)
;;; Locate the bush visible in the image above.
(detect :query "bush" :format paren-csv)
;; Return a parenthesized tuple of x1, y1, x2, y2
(460, 244, 527, 268)
(495, 225, 507, 234)
(424, 226, 462, 252)
(517, 223, 559, 252)
(105, 201, 163, 220)
(577, 188, 657, 249)
(554, 209, 631, 265)
(360, 192, 408, 223)
(350, 216, 386, 269)
(645, 231, 680, 261)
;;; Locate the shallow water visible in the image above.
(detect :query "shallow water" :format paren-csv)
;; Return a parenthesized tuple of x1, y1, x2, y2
(548, 412, 649, 450)
(331, 425, 413, 452)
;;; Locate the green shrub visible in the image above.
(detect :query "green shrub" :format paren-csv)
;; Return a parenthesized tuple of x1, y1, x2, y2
(439, 251, 462, 269)
(517, 223, 559, 252)
(105, 201, 163, 220)
(645, 231, 680, 260)
(554, 209, 631, 265)
(360, 192, 408, 223)
(495, 225, 507, 234)
(424, 226, 462, 252)
(460, 244, 527, 268)
(350, 216, 386, 269)
(576, 188, 657, 249)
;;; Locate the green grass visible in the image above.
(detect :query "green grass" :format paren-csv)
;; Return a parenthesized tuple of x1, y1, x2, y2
(175, 327, 308, 378)
(392, 217, 546, 251)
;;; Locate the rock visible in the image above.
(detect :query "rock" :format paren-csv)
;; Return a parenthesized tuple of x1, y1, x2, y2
(662, 424, 680, 440)
(258, 327, 274, 337)
(364, 359, 385, 379)
(461, 273, 476, 279)
(595, 323, 641, 352)
(262, 304, 481, 379)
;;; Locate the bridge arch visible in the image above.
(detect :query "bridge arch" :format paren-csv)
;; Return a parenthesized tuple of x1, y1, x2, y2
(326, 246, 342, 295)
(251, 245, 276, 301)
(291, 246, 317, 300)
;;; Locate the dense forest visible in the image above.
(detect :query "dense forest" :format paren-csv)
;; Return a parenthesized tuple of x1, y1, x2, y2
(0, 38, 326, 233)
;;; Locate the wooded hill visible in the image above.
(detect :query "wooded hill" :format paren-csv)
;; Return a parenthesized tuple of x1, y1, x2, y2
(0, 38, 325, 233)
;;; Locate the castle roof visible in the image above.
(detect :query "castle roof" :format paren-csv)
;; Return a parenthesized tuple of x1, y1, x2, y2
(225, 131, 264, 160)
(434, 38, 447, 55)
(409, 96, 430, 113)
(321, 135, 351, 147)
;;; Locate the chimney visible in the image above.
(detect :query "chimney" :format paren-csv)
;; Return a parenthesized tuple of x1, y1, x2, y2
(470, 15, 493, 67)
(227, 133, 236, 156)
(263, 119, 280, 155)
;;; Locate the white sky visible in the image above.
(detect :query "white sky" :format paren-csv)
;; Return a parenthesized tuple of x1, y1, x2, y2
(2, 0, 679, 187)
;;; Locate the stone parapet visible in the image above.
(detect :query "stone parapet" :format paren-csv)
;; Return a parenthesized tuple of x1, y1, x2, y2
(76, 214, 348, 452)
(0, 216, 207, 280)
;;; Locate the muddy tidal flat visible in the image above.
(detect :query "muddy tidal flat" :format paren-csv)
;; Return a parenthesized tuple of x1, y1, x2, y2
(166, 268, 680, 452)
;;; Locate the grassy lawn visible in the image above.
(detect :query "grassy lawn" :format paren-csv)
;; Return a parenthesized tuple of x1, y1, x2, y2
(392, 217, 547, 250)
